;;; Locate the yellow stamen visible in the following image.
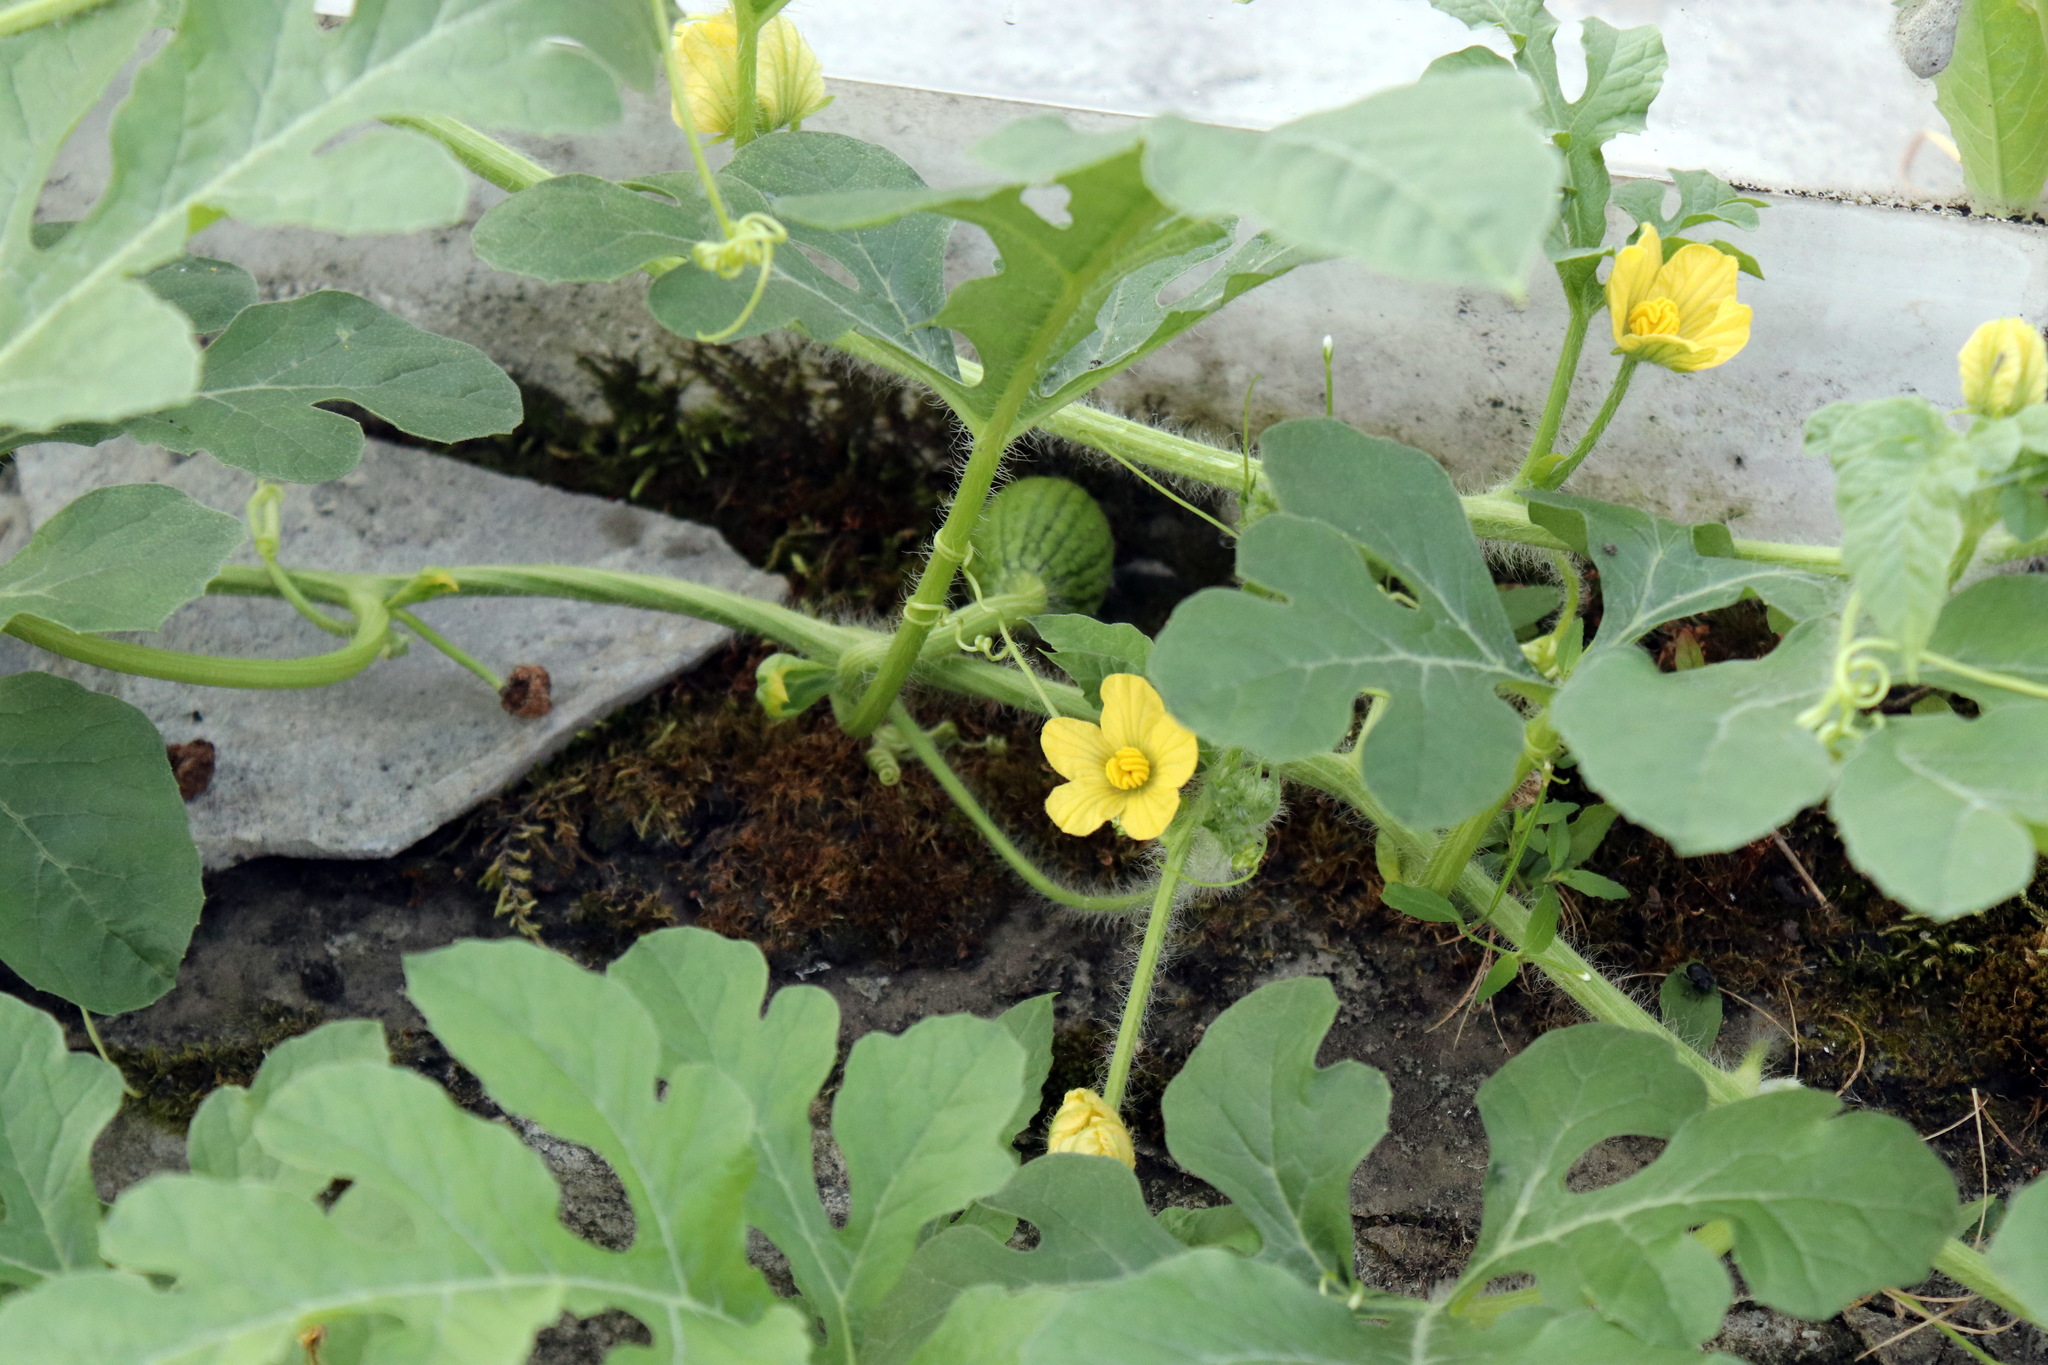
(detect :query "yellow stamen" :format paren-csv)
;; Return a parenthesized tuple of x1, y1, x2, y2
(1104, 746, 1151, 790)
(1628, 297, 1681, 337)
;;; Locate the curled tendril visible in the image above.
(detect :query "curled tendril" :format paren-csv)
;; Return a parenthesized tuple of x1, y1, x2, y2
(1795, 636, 1895, 750)
(688, 211, 789, 343)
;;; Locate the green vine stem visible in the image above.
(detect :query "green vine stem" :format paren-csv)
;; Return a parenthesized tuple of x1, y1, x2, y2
(0, 0, 113, 38)
(6, 586, 391, 688)
(732, 5, 762, 146)
(392, 608, 505, 691)
(841, 418, 1022, 738)
(1539, 356, 1639, 489)
(1516, 297, 1592, 483)
(383, 116, 555, 192)
(919, 586, 1049, 663)
(1104, 818, 1198, 1111)
(889, 700, 1153, 916)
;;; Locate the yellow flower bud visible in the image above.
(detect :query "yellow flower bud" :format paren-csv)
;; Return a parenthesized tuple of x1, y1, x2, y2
(1046, 1088, 1136, 1168)
(1959, 317, 2048, 418)
(670, 7, 831, 141)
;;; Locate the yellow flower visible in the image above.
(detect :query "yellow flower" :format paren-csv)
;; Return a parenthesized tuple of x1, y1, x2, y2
(671, 8, 830, 140)
(1041, 674, 1198, 841)
(1605, 224, 1752, 373)
(1046, 1088, 1136, 1168)
(1958, 317, 2047, 418)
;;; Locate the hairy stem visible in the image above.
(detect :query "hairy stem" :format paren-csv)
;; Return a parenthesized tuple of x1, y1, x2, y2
(1105, 822, 1196, 1111)
(842, 419, 1018, 737)
(890, 701, 1152, 915)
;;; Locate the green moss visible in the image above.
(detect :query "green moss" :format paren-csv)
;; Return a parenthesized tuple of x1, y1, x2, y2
(110, 1001, 323, 1130)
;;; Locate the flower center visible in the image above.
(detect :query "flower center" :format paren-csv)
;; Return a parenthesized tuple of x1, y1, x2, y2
(1627, 296, 1681, 337)
(1104, 746, 1151, 791)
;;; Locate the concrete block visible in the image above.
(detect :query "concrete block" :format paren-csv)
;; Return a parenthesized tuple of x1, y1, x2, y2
(0, 439, 783, 868)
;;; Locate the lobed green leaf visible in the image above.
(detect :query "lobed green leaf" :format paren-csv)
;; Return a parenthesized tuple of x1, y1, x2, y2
(1153, 419, 1540, 828)
(1467, 1025, 1958, 1341)
(118, 291, 522, 483)
(1161, 976, 1389, 1286)
(1031, 614, 1152, 707)
(1523, 490, 1842, 651)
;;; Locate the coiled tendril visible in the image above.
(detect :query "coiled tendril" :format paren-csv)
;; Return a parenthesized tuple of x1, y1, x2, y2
(688, 211, 789, 343)
(1795, 594, 1895, 750)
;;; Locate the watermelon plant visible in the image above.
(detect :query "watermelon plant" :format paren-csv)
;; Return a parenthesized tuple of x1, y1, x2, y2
(0, 0, 2045, 1358)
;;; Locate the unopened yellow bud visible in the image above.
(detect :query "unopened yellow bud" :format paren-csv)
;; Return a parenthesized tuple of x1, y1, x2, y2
(1046, 1088, 1135, 1168)
(1959, 317, 2048, 418)
(670, 8, 831, 140)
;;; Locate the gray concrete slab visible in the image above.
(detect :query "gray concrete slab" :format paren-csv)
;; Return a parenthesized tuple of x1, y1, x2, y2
(0, 440, 783, 868)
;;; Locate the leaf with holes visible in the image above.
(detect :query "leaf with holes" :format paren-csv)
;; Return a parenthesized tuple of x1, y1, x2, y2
(1523, 490, 1842, 651)
(1161, 976, 1390, 1286)
(1152, 419, 1543, 828)
(0, 484, 242, 634)
(0, 672, 200, 1014)
(1463, 1025, 1957, 1345)
(864, 1155, 1189, 1365)
(1552, 622, 1837, 853)
(0, 0, 648, 433)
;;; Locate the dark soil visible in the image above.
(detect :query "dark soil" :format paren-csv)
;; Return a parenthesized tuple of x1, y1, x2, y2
(12, 342, 2045, 1364)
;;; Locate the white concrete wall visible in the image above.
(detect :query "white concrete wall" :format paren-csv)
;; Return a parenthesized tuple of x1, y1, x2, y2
(795, 0, 1964, 203)
(36, 8, 2036, 548)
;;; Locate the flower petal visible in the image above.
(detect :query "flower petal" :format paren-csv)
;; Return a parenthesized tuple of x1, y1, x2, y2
(1655, 242, 1740, 338)
(1117, 782, 1181, 841)
(1047, 778, 1125, 837)
(1144, 713, 1199, 792)
(1618, 332, 1718, 373)
(1041, 717, 1113, 782)
(1605, 224, 1662, 346)
(1688, 299, 1752, 370)
(1099, 674, 1166, 753)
